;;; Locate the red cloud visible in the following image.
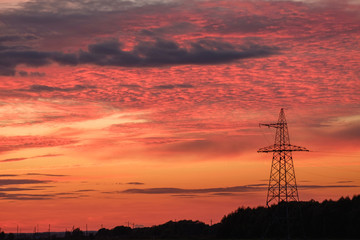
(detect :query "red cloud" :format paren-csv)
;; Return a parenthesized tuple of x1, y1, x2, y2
(0, 136, 76, 153)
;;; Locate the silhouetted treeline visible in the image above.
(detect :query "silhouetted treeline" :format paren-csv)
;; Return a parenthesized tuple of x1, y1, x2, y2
(95, 220, 212, 240)
(218, 194, 360, 239)
(4, 194, 360, 239)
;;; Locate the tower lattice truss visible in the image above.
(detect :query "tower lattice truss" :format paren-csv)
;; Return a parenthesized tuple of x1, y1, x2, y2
(258, 108, 309, 207)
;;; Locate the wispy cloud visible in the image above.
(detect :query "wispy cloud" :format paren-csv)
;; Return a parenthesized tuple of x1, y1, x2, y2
(0, 153, 62, 163)
(0, 192, 54, 200)
(25, 84, 93, 92)
(0, 136, 76, 153)
(336, 181, 354, 184)
(0, 157, 27, 163)
(126, 182, 145, 185)
(299, 185, 359, 189)
(153, 84, 194, 90)
(74, 189, 96, 192)
(121, 184, 359, 195)
(0, 187, 43, 191)
(122, 185, 266, 194)
(25, 173, 68, 177)
(0, 179, 52, 186)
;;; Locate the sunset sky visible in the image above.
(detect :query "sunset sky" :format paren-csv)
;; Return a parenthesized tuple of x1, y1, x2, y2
(0, 0, 359, 233)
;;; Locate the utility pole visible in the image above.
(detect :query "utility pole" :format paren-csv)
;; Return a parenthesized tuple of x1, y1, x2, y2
(258, 108, 309, 239)
(258, 108, 308, 206)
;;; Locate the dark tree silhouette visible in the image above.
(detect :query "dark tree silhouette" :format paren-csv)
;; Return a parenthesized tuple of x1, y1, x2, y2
(218, 194, 360, 239)
(2, 194, 359, 240)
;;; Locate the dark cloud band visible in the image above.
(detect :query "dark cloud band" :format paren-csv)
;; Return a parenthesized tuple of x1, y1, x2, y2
(0, 179, 52, 186)
(122, 184, 359, 195)
(122, 185, 267, 194)
(0, 38, 278, 76)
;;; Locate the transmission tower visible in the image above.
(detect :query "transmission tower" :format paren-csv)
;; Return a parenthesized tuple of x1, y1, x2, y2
(258, 108, 309, 207)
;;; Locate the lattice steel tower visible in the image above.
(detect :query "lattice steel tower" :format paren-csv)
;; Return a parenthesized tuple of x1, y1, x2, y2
(258, 108, 309, 207)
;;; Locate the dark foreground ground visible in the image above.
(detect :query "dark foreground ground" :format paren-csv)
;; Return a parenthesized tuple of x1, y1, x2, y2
(3, 195, 360, 240)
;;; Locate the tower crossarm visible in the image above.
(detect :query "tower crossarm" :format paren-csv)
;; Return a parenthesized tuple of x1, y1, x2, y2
(258, 144, 309, 153)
